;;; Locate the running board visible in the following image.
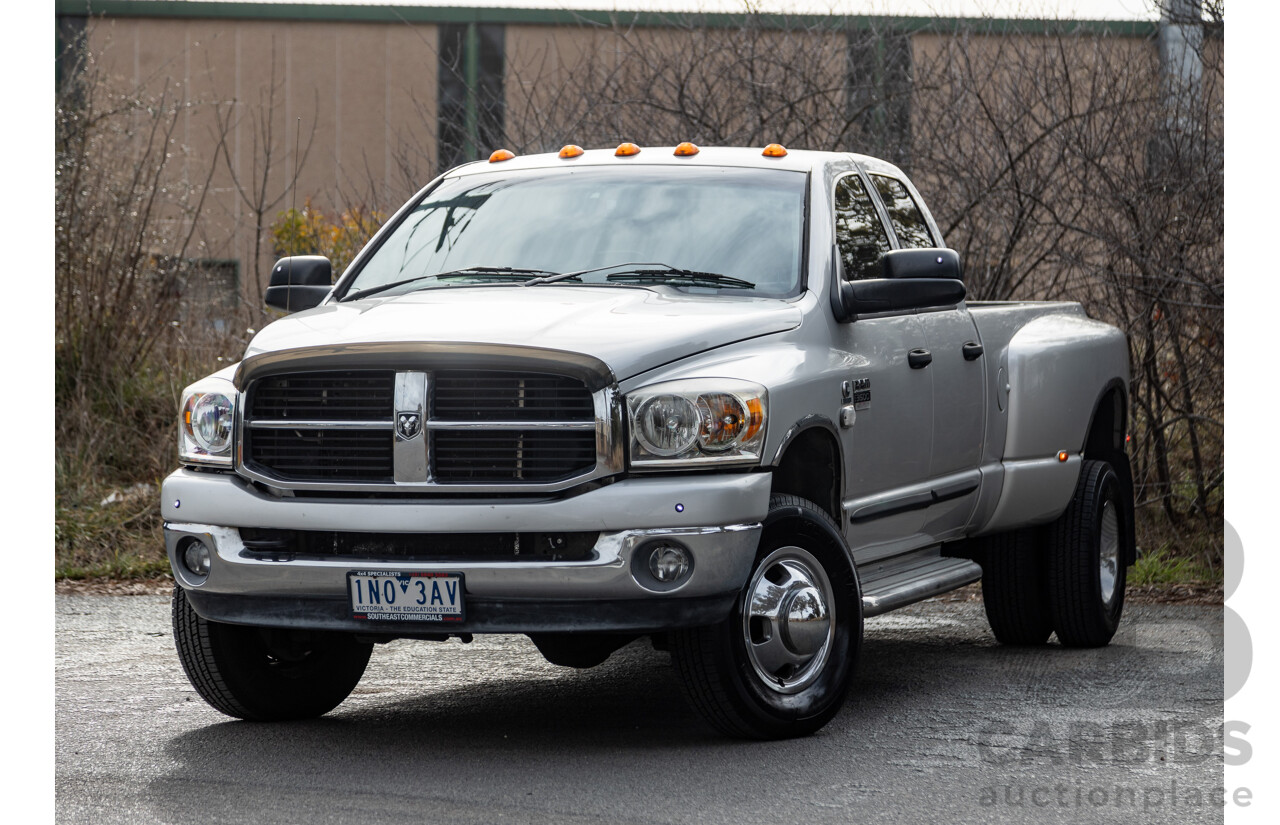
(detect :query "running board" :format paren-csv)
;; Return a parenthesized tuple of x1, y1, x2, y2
(858, 547, 983, 617)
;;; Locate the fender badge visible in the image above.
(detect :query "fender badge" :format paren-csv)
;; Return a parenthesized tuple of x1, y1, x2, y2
(852, 377, 871, 410)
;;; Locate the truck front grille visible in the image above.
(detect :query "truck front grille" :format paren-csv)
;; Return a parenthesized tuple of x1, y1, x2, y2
(250, 371, 394, 420)
(433, 371, 595, 421)
(433, 430, 599, 483)
(244, 429, 395, 481)
(241, 368, 599, 487)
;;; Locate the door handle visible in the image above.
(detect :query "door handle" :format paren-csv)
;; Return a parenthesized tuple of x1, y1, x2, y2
(908, 348, 932, 369)
(962, 341, 984, 360)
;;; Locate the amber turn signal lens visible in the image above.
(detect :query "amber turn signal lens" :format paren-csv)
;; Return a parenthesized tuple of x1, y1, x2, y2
(673, 142, 700, 156)
(762, 143, 788, 157)
(488, 149, 515, 163)
(743, 397, 765, 441)
(1058, 451, 1069, 462)
(615, 142, 641, 157)
(696, 393, 748, 451)
(559, 144, 585, 159)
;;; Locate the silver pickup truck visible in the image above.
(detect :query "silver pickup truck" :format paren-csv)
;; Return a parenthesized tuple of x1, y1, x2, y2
(164, 145, 1134, 739)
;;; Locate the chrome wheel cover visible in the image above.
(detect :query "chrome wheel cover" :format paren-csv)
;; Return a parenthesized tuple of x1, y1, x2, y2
(1099, 500, 1120, 609)
(741, 546, 836, 695)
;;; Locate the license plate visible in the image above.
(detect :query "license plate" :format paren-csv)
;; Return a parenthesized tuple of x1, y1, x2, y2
(347, 571, 465, 623)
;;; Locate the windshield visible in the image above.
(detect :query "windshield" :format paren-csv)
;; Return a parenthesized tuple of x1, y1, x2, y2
(340, 166, 807, 300)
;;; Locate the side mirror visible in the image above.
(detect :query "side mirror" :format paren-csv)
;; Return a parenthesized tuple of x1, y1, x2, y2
(880, 248, 963, 281)
(836, 277, 966, 321)
(264, 256, 332, 313)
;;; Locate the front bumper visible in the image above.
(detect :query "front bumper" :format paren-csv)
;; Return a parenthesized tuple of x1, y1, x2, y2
(162, 469, 771, 634)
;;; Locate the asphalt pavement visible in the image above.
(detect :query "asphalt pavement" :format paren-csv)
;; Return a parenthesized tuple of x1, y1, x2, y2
(55, 592, 1224, 824)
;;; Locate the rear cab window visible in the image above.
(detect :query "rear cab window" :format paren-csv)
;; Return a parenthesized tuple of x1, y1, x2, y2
(870, 174, 936, 249)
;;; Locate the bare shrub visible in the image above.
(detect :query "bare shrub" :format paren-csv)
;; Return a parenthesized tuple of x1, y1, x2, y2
(210, 41, 317, 302)
(55, 37, 240, 574)
(502, 14, 915, 155)
(910, 16, 1223, 561)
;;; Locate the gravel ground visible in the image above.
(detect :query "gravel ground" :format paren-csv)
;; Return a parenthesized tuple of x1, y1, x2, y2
(55, 576, 1226, 605)
(56, 591, 1224, 825)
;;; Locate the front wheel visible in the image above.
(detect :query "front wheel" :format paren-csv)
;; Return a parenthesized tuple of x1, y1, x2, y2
(172, 586, 373, 721)
(671, 495, 862, 739)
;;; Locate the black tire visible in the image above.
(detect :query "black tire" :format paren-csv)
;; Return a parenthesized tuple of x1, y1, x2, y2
(172, 586, 373, 721)
(1046, 460, 1129, 648)
(979, 527, 1054, 645)
(671, 495, 862, 740)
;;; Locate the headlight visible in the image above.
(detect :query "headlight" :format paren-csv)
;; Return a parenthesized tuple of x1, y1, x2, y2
(179, 376, 237, 468)
(627, 379, 767, 468)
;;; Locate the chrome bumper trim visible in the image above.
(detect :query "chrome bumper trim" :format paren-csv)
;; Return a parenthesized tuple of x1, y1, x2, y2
(161, 469, 772, 533)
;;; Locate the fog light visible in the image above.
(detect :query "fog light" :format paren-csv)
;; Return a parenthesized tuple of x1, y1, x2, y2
(182, 539, 212, 578)
(649, 544, 691, 583)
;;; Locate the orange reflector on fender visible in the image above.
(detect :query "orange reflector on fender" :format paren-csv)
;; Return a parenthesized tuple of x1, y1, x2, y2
(559, 144, 584, 159)
(673, 142, 700, 156)
(1058, 451, 1069, 462)
(762, 143, 788, 157)
(488, 149, 515, 162)
(615, 142, 641, 157)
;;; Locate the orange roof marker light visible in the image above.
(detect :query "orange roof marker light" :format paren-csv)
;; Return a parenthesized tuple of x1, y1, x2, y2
(762, 143, 788, 158)
(615, 142, 641, 157)
(488, 149, 515, 163)
(673, 142, 700, 157)
(559, 144, 585, 159)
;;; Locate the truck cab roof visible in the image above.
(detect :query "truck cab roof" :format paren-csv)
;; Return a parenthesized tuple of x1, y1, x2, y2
(445, 144, 909, 180)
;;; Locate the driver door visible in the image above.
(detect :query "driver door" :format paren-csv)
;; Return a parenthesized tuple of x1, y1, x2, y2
(831, 172, 935, 560)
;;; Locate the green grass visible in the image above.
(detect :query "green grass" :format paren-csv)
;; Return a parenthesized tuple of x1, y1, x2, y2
(54, 481, 168, 580)
(57, 557, 171, 580)
(1129, 545, 1223, 587)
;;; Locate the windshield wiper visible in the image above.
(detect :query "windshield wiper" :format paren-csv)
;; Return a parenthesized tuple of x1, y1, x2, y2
(605, 266, 755, 290)
(524, 262, 754, 289)
(522, 261, 651, 286)
(343, 267, 558, 301)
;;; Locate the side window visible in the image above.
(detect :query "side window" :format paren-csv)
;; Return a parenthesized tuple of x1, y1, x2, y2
(871, 175, 935, 248)
(834, 175, 892, 280)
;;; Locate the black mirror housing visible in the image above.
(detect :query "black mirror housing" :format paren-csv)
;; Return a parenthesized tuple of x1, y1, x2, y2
(837, 277, 967, 321)
(880, 248, 963, 281)
(265, 256, 332, 313)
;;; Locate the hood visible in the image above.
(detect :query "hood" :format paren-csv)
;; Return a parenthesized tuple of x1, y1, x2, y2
(244, 286, 802, 381)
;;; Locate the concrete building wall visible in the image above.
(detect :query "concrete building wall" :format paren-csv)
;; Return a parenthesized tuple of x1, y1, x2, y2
(84, 15, 441, 294)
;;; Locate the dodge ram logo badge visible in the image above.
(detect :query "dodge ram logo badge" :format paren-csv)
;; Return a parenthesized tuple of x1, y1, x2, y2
(396, 412, 422, 440)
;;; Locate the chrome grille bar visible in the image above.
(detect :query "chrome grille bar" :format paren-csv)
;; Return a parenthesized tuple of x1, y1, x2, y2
(426, 420, 596, 431)
(246, 420, 390, 430)
(394, 371, 429, 483)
